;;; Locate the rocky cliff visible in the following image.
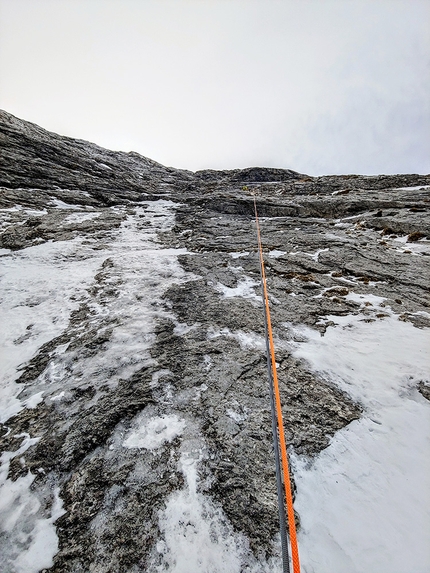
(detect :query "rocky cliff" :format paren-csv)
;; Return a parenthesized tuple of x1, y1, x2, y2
(0, 110, 429, 573)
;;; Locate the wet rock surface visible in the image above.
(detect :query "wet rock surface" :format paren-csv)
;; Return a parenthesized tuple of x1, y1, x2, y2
(0, 109, 429, 572)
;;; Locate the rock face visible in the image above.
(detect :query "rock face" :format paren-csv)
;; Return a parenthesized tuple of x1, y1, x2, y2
(0, 109, 429, 572)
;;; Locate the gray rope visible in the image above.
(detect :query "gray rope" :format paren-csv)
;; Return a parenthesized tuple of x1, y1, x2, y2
(254, 199, 291, 573)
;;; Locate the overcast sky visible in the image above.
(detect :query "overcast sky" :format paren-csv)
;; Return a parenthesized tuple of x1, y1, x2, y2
(0, 0, 429, 175)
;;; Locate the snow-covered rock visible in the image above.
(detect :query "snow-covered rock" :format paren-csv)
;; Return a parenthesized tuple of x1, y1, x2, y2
(0, 109, 429, 573)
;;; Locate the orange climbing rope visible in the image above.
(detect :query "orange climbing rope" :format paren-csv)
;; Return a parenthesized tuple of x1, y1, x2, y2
(253, 195, 301, 573)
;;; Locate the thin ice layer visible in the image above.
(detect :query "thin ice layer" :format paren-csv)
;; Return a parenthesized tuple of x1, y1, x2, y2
(0, 199, 192, 572)
(0, 435, 65, 573)
(124, 413, 186, 450)
(0, 237, 106, 422)
(147, 433, 281, 573)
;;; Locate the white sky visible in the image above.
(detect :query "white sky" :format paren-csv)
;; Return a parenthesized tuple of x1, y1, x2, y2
(0, 0, 429, 175)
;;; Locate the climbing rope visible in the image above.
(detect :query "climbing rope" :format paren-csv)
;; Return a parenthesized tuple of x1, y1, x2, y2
(253, 195, 301, 573)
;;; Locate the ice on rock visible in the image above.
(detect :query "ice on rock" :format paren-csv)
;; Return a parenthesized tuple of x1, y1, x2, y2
(0, 199, 194, 571)
(124, 413, 186, 450)
(148, 439, 280, 573)
(0, 435, 65, 573)
(215, 276, 260, 301)
(0, 237, 107, 422)
(64, 211, 101, 224)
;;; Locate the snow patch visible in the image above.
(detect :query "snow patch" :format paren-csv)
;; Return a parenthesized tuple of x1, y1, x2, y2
(345, 292, 386, 307)
(0, 201, 193, 423)
(173, 321, 197, 336)
(230, 251, 249, 259)
(124, 413, 186, 451)
(392, 236, 430, 255)
(152, 451, 242, 572)
(268, 250, 286, 258)
(148, 441, 280, 573)
(24, 209, 47, 217)
(0, 238, 106, 422)
(226, 407, 247, 424)
(289, 248, 329, 262)
(23, 391, 44, 409)
(290, 311, 430, 573)
(0, 435, 65, 573)
(50, 391, 65, 402)
(235, 330, 266, 350)
(393, 185, 430, 191)
(50, 198, 81, 209)
(64, 211, 101, 224)
(215, 276, 260, 301)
